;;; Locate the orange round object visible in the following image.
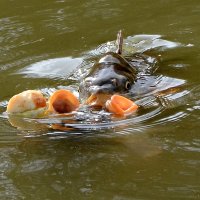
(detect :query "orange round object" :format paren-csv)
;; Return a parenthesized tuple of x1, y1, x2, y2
(105, 95, 138, 116)
(48, 90, 80, 114)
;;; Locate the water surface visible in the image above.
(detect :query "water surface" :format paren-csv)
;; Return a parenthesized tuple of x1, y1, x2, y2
(0, 0, 200, 199)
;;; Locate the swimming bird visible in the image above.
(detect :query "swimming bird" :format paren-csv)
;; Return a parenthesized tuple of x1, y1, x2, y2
(79, 30, 138, 108)
(6, 31, 139, 117)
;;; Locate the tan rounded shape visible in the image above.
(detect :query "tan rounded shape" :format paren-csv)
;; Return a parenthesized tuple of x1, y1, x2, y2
(6, 90, 46, 113)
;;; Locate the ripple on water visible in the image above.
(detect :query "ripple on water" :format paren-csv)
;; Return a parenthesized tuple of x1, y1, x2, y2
(17, 57, 83, 80)
(0, 16, 39, 65)
(88, 34, 181, 56)
(21, 159, 55, 173)
(0, 147, 24, 199)
(0, 86, 191, 137)
(0, 34, 195, 138)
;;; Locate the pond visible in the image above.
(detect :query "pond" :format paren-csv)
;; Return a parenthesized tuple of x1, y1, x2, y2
(0, 0, 200, 199)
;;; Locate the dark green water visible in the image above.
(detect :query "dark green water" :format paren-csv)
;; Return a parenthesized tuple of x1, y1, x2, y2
(0, 0, 200, 199)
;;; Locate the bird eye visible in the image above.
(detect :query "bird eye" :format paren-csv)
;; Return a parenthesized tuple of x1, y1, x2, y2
(125, 81, 131, 90)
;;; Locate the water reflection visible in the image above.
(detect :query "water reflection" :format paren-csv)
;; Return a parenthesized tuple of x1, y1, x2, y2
(0, 134, 162, 199)
(0, 16, 33, 64)
(0, 131, 199, 199)
(17, 57, 83, 79)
